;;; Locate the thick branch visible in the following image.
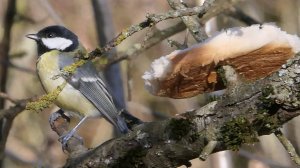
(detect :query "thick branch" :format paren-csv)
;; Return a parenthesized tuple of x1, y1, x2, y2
(63, 55, 300, 167)
(0, 0, 15, 107)
(0, 0, 17, 166)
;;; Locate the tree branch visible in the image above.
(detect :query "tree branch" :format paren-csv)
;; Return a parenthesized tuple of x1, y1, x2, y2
(88, 0, 241, 59)
(167, 0, 208, 42)
(107, 0, 241, 66)
(275, 130, 300, 166)
(63, 51, 300, 167)
(0, 92, 19, 104)
(0, 0, 17, 166)
(224, 7, 261, 25)
(37, 0, 64, 25)
(107, 21, 186, 66)
(40, 0, 241, 110)
(0, 98, 33, 120)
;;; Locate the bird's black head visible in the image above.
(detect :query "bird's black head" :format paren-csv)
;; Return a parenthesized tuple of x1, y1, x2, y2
(26, 25, 79, 56)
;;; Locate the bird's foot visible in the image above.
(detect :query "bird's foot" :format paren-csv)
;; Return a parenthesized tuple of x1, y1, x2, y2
(58, 130, 75, 147)
(58, 129, 83, 150)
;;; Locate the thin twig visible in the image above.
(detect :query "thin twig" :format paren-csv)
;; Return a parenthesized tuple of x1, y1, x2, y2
(167, 0, 208, 42)
(9, 51, 27, 59)
(7, 62, 35, 74)
(0, 60, 35, 74)
(199, 141, 218, 161)
(167, 39, 187, 49)
(225, 7, 261, 25)
(107, 21, 186, 66)
(0, 92, 18, 104)
(14, 14, 36, 24)
(88, 0, 218, 58)
(274, 130, 300, 166)
(37, 0, 64, 25)
(107, 0, 241, 66)
(0, 99, 29, 120)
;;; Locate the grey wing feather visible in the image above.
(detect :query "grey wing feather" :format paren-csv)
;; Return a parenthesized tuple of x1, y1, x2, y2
(59, 56, 128, 133)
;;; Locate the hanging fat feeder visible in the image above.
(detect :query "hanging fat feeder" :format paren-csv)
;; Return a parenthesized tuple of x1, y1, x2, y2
(143, 23, 300, 98)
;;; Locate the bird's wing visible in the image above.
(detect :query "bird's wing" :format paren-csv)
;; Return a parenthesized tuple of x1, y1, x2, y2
(59, 55, 128, 133)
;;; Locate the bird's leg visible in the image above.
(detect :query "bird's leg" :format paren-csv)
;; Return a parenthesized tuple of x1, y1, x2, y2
(59, 116, 88, 147)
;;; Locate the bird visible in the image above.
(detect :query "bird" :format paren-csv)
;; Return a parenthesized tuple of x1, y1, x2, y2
(26, 25, 129, 146)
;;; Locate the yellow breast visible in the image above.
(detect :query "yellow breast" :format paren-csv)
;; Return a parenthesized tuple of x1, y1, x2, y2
(36, 51, 99, 117)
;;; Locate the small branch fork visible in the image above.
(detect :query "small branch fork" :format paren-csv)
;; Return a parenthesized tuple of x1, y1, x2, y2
(167, 0, 207, 42)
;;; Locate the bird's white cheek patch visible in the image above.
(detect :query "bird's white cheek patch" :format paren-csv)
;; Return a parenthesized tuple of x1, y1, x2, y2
(42, 37, 73, 50)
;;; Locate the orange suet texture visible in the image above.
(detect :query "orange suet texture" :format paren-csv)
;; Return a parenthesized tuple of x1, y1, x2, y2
(154, 43, 294, 98)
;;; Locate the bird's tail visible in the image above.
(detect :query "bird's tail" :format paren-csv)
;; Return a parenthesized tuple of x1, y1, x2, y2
(116, 115, 129, 134)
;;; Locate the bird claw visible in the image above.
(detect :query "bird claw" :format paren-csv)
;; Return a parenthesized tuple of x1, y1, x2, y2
(58, 130, 83, 151)
(58, 133, 72, 149)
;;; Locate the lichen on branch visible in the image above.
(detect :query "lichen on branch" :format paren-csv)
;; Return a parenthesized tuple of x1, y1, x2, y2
(63, 53, 300, 168)
(26, 82, 67, 112)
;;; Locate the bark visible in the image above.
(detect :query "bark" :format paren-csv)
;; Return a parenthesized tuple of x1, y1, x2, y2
(63, 53, 300, 167)
(0, 0, 16, 166)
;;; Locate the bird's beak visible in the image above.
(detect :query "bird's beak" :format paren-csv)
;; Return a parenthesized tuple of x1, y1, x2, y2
(26, 34, 39, 41)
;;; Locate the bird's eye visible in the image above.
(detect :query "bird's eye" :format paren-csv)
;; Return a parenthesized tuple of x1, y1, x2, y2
(46, 33, 55, 38)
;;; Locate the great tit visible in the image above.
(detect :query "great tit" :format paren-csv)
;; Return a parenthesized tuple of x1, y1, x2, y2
(26, 25, 129, 145)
